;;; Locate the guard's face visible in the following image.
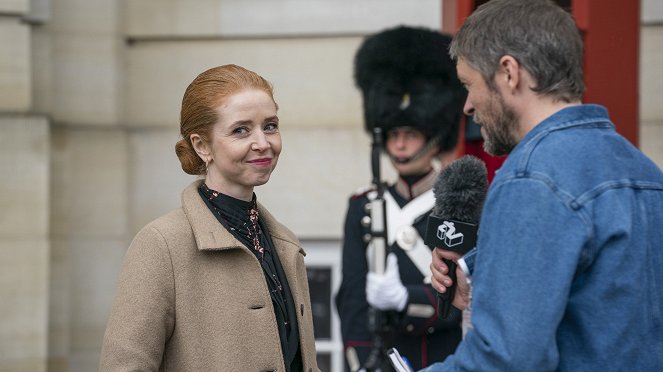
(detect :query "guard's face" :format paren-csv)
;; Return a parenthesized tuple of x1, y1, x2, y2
(457, 59, 519, 156)
(386, 127, 436, 175)
(194, 89, 281, 201)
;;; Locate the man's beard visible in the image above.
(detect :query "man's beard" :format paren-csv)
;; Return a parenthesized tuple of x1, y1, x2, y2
(476, 90, 519, 156)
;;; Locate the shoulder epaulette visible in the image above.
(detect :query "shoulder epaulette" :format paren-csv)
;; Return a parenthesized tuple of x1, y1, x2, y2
(351, 184, 377, 199)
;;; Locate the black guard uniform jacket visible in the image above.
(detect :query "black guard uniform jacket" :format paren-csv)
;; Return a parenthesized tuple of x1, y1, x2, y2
(335, 170, 462, 371)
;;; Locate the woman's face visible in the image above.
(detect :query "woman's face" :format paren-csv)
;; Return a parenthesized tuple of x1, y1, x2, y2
(385, 127, 436, 175)
(193, 88, 281, 201)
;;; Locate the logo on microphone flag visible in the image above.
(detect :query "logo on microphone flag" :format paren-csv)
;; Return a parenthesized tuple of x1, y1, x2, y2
(424, 216, 478, 254)
(437, 221, 464, 247)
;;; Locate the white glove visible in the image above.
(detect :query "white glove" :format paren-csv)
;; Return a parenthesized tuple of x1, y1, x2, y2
(366, 253, 409, 311)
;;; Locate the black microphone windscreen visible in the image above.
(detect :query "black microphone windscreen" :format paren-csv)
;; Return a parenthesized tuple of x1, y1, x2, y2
(432, 155, 488, 224)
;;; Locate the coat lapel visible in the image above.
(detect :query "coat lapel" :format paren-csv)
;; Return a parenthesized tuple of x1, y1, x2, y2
(182, 179, 306, 262)
(181, 179, 245, 251)
(259, 204, 306, 284)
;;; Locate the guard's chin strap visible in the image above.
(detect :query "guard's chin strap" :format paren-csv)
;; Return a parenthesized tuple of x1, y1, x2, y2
(389, 136, 440, 164)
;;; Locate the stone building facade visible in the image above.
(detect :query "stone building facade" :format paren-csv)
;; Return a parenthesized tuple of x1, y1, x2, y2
(1, 1, 661, 371)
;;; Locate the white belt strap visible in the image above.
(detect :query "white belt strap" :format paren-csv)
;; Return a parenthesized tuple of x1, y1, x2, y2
(384, 191, 434, 283)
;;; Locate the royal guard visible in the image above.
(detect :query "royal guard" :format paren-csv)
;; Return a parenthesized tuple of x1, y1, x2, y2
(335, 25, 467, 371)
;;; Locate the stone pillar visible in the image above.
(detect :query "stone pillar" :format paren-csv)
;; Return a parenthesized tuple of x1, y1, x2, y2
(0, 0, 50, 370)
(44, 0, 127, 369)
(0, 117, 49, 371)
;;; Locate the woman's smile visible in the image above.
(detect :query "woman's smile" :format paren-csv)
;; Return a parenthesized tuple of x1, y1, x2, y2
(248, 157, 273, 167)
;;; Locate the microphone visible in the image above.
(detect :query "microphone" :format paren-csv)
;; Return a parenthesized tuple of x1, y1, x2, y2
(424, 155, 488, 318)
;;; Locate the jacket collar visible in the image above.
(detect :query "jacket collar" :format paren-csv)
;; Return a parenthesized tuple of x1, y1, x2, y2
(394, 168, 439, 200)
(510, 104, 613, 172)
(520, 104, 611, 145)
(181, 179, 304, 255)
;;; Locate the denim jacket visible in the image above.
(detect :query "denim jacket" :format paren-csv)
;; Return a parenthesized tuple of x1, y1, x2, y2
(423, 104, 663, 371)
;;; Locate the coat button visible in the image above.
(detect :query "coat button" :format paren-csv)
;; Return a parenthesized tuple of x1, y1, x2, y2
(427, 327, 435, 334)
(300, 304, 304, 316)
(406, 324, 414, 332)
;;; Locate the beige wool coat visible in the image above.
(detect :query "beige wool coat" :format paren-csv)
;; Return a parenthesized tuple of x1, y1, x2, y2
(100, 180, 319, 372)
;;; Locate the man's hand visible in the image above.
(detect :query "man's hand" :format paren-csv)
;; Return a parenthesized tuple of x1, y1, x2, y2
(431, 248, 470, 311)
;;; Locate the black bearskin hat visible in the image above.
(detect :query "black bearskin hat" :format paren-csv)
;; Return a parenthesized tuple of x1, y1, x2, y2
(354, 25, 466, 153)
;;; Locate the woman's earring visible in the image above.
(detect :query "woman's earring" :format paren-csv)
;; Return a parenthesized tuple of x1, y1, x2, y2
(204, 158, 209, 174)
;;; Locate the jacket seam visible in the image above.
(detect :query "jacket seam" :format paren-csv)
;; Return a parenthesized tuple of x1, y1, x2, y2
(494, 172, 594, 265)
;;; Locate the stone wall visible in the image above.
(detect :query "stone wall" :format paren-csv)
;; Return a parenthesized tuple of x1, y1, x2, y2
(640, 0, 663, 168)
(0, 1, 49, 371)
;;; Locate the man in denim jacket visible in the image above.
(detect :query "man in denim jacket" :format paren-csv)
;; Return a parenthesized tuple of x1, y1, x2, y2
(425, 0, 663, 371)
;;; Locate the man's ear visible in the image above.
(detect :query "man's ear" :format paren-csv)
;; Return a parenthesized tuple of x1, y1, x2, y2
(498, 55, 521, 92)
(190, 133, 210, 162)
